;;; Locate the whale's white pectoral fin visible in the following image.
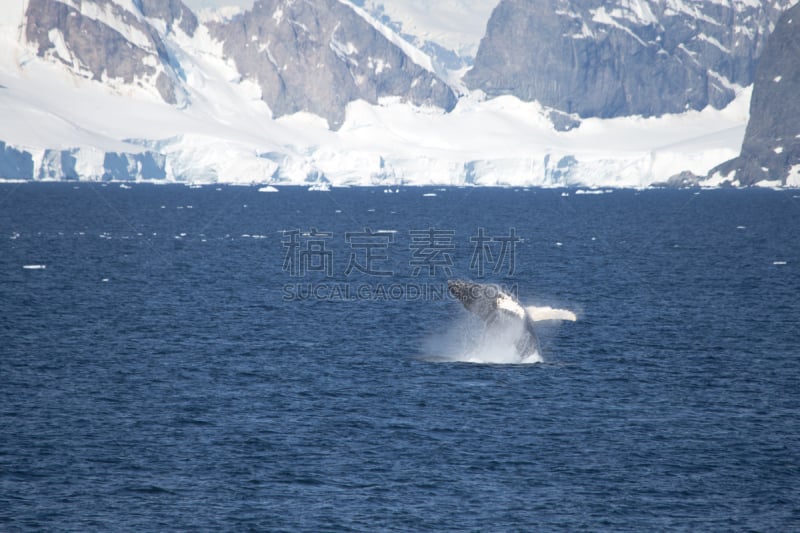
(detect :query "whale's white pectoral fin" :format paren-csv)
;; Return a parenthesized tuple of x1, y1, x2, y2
(525, 306, 577, 322)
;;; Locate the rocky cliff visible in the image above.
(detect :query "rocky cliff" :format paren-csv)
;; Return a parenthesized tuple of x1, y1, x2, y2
(710, 2, 800, 185)
(208, 0, 457, 129)
(465, 0, 793, 119)
(24, 0, 196, 104)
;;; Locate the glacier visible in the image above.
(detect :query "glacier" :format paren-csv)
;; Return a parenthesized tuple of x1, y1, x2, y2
(0, 0, 776, 188)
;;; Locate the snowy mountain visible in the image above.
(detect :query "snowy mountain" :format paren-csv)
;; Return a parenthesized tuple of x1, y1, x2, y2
(0, 0, 797, 187)
(352, 0, 499, 83)
(465, 0, 794, 120)
(206, 0, 456, 129)
(25, 0, 197, 105)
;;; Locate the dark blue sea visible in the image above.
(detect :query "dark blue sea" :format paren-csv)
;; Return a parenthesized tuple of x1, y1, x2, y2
(2, 183, 799, 531)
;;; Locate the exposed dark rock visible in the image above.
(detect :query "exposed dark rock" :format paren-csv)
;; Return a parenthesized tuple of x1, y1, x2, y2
(709, 3, 800, 186)
(655, 170, 702, 188)
(208, 0, 456, 129)
(139, 0, 198, 36)
(24, 0, 193, 104)
(465, 0, 793, 119)
(548, 109, 581, 132)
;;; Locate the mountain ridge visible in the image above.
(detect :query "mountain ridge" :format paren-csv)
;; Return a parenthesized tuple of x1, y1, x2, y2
(465, 0, 794, 119)
(0, 0, 797, 187)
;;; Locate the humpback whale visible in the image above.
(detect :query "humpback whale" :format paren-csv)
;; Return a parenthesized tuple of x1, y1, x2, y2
(447, 279, 541, 359)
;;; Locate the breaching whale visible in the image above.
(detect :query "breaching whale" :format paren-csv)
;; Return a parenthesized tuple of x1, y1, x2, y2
(447, 279, 541, 359)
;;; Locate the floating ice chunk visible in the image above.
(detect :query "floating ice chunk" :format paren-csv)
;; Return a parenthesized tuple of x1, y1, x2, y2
(23, 264, 46, 270)
(423, 192, 437, 197)
(773, 261, 787, 266)
(258, 185, 279, 192)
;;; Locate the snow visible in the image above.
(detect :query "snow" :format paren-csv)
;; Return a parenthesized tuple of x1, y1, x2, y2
(59, 0, 154, 52)
(0, 1, 773, 188)
(47, 29, 71, 63)
(335, 0, 437, 75)
(196, 6, 246, 23)
(591, 7, 649, 47)
(355, 0, 497, 60)
(787, 164, 800, 187)
(697, 33, 731, 54)
(600, 1, 659, 27)
(329, 25, 359, 62)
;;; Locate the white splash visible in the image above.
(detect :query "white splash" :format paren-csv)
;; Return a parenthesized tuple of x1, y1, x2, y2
(423, 303, 576, 365)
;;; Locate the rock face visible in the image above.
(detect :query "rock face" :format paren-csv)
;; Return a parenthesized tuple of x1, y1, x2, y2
(138, 0, 198, 36)
(711, 3, 800, 185)
(24, 0, 196, 104)
(465, 0, 793, 119)
(208, 0, 457, 129)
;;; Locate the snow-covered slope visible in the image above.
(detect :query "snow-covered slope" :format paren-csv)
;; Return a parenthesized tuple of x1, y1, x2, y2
(353, 0, 499, 83)
(356, 0, 496, 59)
(0, 0, 788, 187)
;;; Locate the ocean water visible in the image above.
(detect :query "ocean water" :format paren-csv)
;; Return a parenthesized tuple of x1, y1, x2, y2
(1, 183, 799, 531)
